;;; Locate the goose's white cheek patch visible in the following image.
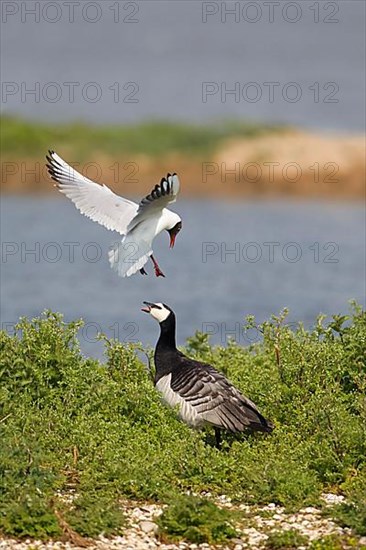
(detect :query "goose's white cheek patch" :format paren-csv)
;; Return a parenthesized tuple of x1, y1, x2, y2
(150, 305, 170, 323)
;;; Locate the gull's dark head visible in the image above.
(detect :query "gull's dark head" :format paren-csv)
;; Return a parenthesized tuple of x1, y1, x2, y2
(141, 302, 174, 323)
(167, 221, 182, 249)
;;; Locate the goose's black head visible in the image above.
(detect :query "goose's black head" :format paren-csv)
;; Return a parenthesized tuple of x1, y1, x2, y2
(141, 302, 174, 324)
(167, 221, 182, 249)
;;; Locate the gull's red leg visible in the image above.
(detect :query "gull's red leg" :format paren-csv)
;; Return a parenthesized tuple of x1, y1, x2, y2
(151, 255, 165, 278)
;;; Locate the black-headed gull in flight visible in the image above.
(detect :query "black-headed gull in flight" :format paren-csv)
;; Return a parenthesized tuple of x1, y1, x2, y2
(46, 150, 182, 278)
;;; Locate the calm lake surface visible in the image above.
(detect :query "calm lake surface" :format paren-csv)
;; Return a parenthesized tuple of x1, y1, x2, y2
(1, 1, 365, 132)
(1, 197, 365, 358)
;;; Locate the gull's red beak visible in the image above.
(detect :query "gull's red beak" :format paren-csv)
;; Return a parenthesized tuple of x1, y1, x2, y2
(168, 222, 181, 249)
(170, 234, 176, 249)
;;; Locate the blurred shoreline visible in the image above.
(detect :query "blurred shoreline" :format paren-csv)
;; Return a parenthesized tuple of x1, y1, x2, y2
(1, 117, 364, 200)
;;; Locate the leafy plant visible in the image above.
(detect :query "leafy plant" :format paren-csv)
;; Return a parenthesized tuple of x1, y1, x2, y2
(0, 494, 61, 540)
(327, 470, 366, 536)
(309, 537, 340, 550)
(157, 495, 237, 544)
(64, 492, 126, 537)
(265, 529, 309, 549)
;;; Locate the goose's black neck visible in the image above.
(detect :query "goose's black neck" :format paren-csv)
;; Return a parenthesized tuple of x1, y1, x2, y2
(156, 313, 177, 351)
(154, 313, 177, 380)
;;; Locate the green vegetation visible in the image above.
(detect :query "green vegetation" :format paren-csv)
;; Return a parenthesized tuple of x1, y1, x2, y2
(265, 528, 309, 549)
(323, 471, 366, 536)
(0, 303, 365, 543)
(1, 115, 282, 159)
(308, 534, 363, 549)
(157, 495, 237, 544)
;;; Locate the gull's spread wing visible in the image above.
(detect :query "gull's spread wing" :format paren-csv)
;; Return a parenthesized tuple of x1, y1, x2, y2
(127, 173, 180, 231)
(46, 150, 138, 236)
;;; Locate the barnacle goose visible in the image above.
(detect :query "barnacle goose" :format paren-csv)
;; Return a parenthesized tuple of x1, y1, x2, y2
(142, 302, 274, 446)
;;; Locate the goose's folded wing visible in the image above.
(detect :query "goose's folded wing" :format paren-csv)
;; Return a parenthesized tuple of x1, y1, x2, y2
(46, 150, 138, 236)
(127, 173, 180, 231)
(170, 361, 272, 433)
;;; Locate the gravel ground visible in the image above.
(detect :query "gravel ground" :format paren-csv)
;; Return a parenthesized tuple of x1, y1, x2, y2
(1, 494, 365, 550)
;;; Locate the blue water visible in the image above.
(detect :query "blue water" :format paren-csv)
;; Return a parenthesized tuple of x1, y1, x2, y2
(1, 197, 365, 358)
(1, 1, 365, 131)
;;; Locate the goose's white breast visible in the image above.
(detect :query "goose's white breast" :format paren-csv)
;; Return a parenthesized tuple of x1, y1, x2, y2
(155, 374, 204, 428)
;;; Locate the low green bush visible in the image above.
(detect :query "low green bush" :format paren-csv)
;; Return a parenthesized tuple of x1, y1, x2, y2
(0, 303, 365, 541)
(308, 534, 362, 549)
(265, 529, 309, 549)
(157, 495, 237, 544)
(324, 468, 366, 536)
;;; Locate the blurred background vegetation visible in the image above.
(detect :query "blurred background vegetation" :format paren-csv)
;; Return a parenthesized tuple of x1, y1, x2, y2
(1, 115, 364, 199)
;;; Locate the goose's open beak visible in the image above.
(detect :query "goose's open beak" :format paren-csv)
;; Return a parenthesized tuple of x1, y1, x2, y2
(141, 301, 155, 313)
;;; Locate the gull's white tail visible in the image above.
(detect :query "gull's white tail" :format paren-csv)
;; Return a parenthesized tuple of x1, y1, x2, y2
(108, 237, 152, 278)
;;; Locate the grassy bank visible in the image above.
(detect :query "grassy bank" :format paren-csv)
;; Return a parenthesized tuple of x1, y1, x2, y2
(0, 304, 365, 545)
(1, 116, 278, 159)
(1, 116, 364, 199)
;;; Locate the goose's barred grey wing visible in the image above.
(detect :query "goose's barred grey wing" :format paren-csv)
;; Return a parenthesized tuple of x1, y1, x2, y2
(170, 360, 274, 433)
(46, 150, 138, 235)
(127, 173, 180, 232)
